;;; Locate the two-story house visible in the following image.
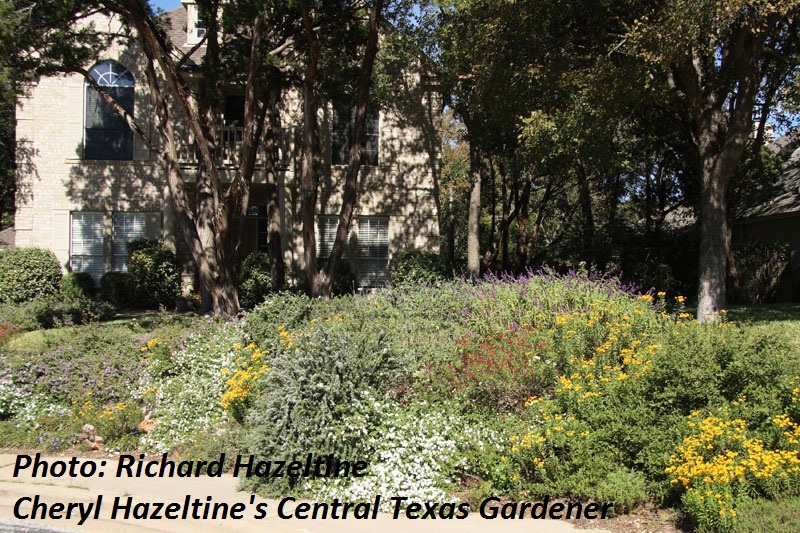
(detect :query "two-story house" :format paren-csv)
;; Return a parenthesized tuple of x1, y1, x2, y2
(14, 1, 441, 290)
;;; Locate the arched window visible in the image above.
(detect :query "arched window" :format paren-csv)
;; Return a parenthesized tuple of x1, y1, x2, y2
(84, 61, 134, 160)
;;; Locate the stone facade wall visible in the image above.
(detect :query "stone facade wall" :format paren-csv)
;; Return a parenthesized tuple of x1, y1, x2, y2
(14, 7, 441, 288)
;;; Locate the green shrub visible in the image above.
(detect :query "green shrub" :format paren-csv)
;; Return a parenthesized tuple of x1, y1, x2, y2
(239, 251, 272, 309)
(61, 272, 96, 299)
(245, 321, 401, 495)
(127, 240, 180, 309)
(391, 250, 448, 285)
(0, 296, 114, 330)
(734, 495, 800, 533)
(100, 271, 137, 309)
(0, 247, 62, 303)
(242, 292, 313, 344)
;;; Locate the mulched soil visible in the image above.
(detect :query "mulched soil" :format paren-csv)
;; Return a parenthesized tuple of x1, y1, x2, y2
(571, 504, 688, 532)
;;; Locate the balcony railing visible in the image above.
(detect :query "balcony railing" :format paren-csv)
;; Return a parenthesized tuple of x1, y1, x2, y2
(177, 126, 289, 168)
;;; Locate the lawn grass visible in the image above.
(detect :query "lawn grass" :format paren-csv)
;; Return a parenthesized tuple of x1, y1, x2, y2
(726, 302, 800, 324)
(4, 312, 200, 354)
(726, 302, 800, 353)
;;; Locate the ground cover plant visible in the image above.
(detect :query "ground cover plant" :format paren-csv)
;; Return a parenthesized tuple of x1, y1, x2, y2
(0, 314, 216, 450)
(1, 272, 798, 531)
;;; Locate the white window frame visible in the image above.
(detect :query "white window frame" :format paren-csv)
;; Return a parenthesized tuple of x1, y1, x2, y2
(83, 60, 135, 161)
(187, 3, 207, 45)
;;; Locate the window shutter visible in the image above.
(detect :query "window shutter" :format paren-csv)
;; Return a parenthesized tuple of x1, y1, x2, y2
(70, 212, 104, 283)
(113, 212, 146, 271)
(357, 217, 389, 287)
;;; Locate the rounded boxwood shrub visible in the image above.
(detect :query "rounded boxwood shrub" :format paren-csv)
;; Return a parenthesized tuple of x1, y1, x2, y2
(100, 271, 137, 309)
(61, 271, 96, 299)
(239, 251, 272, 309)
(390, 250, 447, 285)
(0, 247, 62, 303)
(127, 240, 180, 309)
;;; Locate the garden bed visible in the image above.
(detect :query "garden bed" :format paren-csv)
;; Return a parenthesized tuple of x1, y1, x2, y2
(1, 271, 799, 532)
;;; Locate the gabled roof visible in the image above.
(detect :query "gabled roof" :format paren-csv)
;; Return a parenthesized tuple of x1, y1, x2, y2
(744, 137, 800, 220)
(162, 5, 205, 67)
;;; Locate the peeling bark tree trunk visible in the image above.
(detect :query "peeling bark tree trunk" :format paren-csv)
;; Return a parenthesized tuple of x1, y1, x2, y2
(264, 67, 285, 291)
(299, 0, 324, 297)
(98, 0, 275, 316)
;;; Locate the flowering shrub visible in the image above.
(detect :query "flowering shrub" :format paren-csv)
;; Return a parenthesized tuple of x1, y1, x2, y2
(73, 399, 143, 451)
(0, 324, 15, 347)
(665, 395, 800, 532)
(433, 328, 554, 411)
(11, 329, 146, 406)
(220, 342, 269, 422)
(0, 372, 28, 419)
(138, 319, 243, 453)
(313, 400, 491, 509)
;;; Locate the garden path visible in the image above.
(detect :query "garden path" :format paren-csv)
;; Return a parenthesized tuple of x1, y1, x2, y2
(0, 454, 610, 533)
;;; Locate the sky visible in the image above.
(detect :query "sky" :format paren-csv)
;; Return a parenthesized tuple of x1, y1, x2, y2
(150, 0, 182, 13)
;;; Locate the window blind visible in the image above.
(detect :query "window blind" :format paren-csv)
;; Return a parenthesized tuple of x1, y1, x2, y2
(70, 212, 104, 283)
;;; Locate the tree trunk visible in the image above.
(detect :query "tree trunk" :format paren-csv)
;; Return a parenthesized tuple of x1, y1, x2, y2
(576, 162, 594, 267)
(323, 0, 384, 294)
(447, 190, 455, 272)
(673, 27, 765, 322)
(467, 141, 481, 277)
(500, 162, 510, 271)
(264, 67, 285, 291)
(515, 174, 533, 272)
(299, 0, 324, 296)
(696, 151, 729, 321)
